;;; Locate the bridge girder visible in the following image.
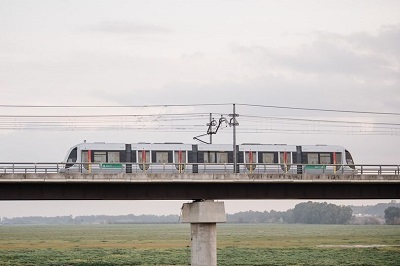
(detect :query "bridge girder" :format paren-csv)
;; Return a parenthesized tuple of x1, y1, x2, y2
(0, 180, 398, 200)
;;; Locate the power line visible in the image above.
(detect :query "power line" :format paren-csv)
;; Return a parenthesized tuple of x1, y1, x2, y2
(237, 128, 400, 136)
(0, 113, 209, 118)
(0, 103, 398, 136)
(237, 103, 400, 116)
(241, 114, 400, 127)
(1, 102, 399, 116)
(0, 103, 231, 108)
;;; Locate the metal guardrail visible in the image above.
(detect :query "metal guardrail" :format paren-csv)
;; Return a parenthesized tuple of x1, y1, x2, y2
(0, 162, 399, 176)
(0, 163, 62, 174)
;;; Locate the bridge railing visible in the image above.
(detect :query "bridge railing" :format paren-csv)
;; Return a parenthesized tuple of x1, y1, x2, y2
(0, 162, 399, 176)
(0, 163, 62, 174)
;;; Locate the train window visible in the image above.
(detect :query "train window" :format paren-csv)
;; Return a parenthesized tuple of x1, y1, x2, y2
(334, 153, 342, 164)
(216, 152, 228, 164)
(345, 150, 354, 164)
(156, 152, 169, 163)
(82, 151, 89, 170)
(108, 152, 120, 163)
(345, 150, 355, 169)
(202, 152, 228, 163)
(307, 153, 319, 164)
(203, 152, 216, 163)
(94, 152, 107, 163)
(320, 153, 331, 164)
(262, 153, 275, 164)
(82, 151, 88, 162)
(292, 153, 297, 164)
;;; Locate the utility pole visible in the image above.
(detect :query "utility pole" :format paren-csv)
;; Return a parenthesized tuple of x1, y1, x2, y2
(209, 113, 212, 144)
(230, 104, 239, 173)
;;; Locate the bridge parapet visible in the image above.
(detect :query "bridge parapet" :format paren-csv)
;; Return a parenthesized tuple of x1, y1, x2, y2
(0, 173, 399, 182)
(1, 162, 399, 175)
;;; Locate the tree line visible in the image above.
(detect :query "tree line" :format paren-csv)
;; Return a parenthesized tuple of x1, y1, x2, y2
(227, 201, 352, 224)
(0, 214, 180, 225)
(2, 202, 399, 225)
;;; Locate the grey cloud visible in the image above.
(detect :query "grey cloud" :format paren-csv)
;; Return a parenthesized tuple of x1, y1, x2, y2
(347, 24, 400, 58)
(85, 21, 171, 35)
(93, 75, 368, 111)
(275, 41, 386, 75)
(233, 24, 400, 79)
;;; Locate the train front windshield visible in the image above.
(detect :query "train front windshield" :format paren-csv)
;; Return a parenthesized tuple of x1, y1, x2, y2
(65, 147, 77, 168)
(345, 150, 355, 169)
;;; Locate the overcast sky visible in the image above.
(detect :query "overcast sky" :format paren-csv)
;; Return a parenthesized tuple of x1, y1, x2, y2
(0, 0, 399, 218)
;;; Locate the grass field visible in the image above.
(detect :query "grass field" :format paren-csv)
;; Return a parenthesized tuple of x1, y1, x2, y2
(0, 224, 399, 265)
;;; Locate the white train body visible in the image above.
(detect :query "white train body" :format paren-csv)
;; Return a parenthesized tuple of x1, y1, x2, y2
(61, 142, 356, 174)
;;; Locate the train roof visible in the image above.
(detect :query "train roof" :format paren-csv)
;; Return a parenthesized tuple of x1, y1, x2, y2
(69, 142, 347, 152)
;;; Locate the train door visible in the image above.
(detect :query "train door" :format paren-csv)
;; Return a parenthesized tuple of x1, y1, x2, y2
(174, 150, 186, 173)
(245, 151, 256, 173)
(332, 152, 343, 172)
(138, 150, 150, 171)
(279, 151, 292, 173)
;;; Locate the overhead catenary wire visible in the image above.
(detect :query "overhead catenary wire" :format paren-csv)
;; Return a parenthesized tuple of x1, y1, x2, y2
(237, 103, 400, 116)
(240, 114, 400, 127)
(0, 103, 232, 108)
(0, 103, 398, 136)
(1, 102, 399, 116)
(0, 112, 211, 118)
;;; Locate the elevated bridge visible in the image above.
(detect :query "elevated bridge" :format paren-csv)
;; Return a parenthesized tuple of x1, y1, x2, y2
(3, 162, 396, 266)
(0, 163, 399, 200)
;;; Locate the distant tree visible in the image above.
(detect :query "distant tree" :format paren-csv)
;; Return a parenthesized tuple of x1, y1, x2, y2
(384, 207, 400, 225)
(291, 201, 352, 224)
(337, 205, 353, 224)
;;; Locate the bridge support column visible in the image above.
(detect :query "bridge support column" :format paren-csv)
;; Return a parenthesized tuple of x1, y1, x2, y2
(181, 200, 226, 266)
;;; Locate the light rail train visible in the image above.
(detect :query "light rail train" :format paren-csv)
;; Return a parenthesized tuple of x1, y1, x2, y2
(60, 142, 356, 174)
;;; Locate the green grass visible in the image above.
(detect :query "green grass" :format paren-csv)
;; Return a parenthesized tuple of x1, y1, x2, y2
(0, 224, 399, 265)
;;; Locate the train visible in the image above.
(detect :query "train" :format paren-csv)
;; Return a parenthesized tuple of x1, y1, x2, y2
(60, 142, 356, 174)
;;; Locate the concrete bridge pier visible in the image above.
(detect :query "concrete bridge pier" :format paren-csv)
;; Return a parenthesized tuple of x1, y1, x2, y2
(181, 200, 226, 266)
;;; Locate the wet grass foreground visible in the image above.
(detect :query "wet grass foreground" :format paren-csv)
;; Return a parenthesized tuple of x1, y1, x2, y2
(0, 224, 399, 265)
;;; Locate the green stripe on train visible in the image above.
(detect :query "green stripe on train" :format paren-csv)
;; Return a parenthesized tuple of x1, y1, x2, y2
(101, 163, 123, 169)
(305, 165, 326, 170)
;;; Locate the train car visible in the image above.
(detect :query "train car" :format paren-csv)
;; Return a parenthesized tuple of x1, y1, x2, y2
(60, 142, 356, 174)
(300, 145, 355, 174)
(196, 144, 234, 173)
(239, 144, 297, 173)
(238, 144, 355, 174)
(61, 142, 192, 174)
(132, 142, 192, 173)
(61, 142, 127, 173)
